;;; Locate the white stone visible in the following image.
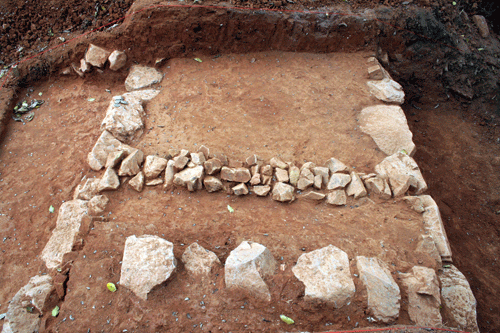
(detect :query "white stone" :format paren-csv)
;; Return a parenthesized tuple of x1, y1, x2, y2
(270, 157, 288, 169)
(87, 130, 134, 171)
(233, 183, 249, 196)
(41, 200, 88, 269)
(173, 165, 204, 191)
(120, 235, 176, 300)
(73, 177, 100, 200)
(101, 94, 145, 142)
(272, 182, 295, 202)
(364, 176, 392, 199)
(190, 152, 206, 166)
(108, 50, 127, 71)
(289, 166, 300, 186)
(88, 195, 109, 215)
(346, 172, 367, 199)
(122, 89, 160, 102)
(203, 176, 223, 192)
(312, 166, 329, 186)
(145, 178, 163, 186)
(129, 171, 145, 192)
(144, 155, 168, 179)
(360, 105, 416, 156)
(326, 190, 347, 206)
(125, 65, 163, 91)
(325, 157, 348, 173)
(182, 243, 221, 276)
(275, 168, 289, 183)
(302, 191, 325, 201)
(85, 44, 111, 68)
(253, 185, 271, 197)
(105, 150, 127, 169)
(375, 152, 427, 197)
(439, 265, 479, 333)
(367, 78, 405, 104)
(356, 256, 400, 323)
(118, 149, 144, 176)
(292, 245, 355, 308)
(225, 241, 277, 302)
(98, 167, 120, 191)
(164, 160, 176, 189)
(327, 173, 351, 190)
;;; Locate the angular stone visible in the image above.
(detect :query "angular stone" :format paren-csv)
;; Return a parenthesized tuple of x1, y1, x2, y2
(300, 161, 316, 172)
(41, 200, 89, 269)
(313, 166, 329, 186)
(125, 65, 163, 91)
(190, 152, 206, 166)
(167, 148, 179, 159)
(326, 189, 347, 206)
(368, 64, 384, 80)
(250, 173, 261, 185)
(245, 154, 260, 166)
(182, 243, 221, 276)
(88, 130, 134, 171)
(179, 149, 189, 156)
(108, 50, 127, 71)
(173, 165, 204, 191)
(105, 150, 127, 169)
(204, 176, 223, 193)
(129, 171, 145, 192)
(272, 182, 295, 202)
(118, 149, 144, 176)
(197, 145, 210, 160)
(73, 177, 100, 200)
(367, 78, 405, 104)
(225, 241, 277, 302)
(2, 275, 53, 333)
(261, 175, 272, 186)
(313, 174, 322, 190)
(259, 165, 272, 176)
(122, 89, 160, 102)
(253, 185, 271, 197)
(375, 152, 427, 197)
(325, 157, 348, 173)
(101, 94, 145, 143)
(297, 177, 314, 191)
(356, 256, 400, 323)
(233, 183, 249, 196)
(364, 176, 392, 199)
(144, 155, 168, 179)
(275, 167, 289, 183)
(212, 152, 228, 166)
(415, 235, 442, 270)
(289, 166, 300, 186)
(88, 195, 109, 216)
(472, 15, 489, 38)
(302, 191, 325, 201)
(163, 160, 175, 190)
(80, 58, 90, 73)
(85, 44, 111, 68)
(400, 266, 442, 327)
(270, 157, 287, 169)
(119, 235, 176, 300)
(346, 172, 367, 199)
(146, 178, 163, 186)
(439, 265, 479, 333)
(173, 155, 189, 171)
(360, 105, 416, 156)
(292, 245, 355, 307)
(327, 173, 351, 190)
(98, 167, 120, 192)
(250, 165, 259, 176)
(228, 160, 243, 168)
(220, 167, 251, 183)
(204, 158, 222, 175)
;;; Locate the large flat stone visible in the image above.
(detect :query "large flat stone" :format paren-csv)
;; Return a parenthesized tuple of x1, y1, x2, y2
(327, 173, 351, 190)
(272, 182, 295, 202)
(119, 235, 176, 300)
(173, 165, 204, 191)
(367, 78, 405, 104)
(118, 149, 144, 177)
(101, 94, 145, 143)
(85, 44, 111, 68)
(144, 155, 168, 179)
(87, 130, 134, 171)
(182, 243, 221, 276)
(125, 65, 163, 91)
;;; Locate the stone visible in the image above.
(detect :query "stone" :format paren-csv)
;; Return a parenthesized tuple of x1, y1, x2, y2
(173, 155, 189, 170)
(80, 58, 90, 73)
(374, 152, 427, 197)
(245, 154, 260, 166)
(146, 178, 163, 186)
(2, 275, 53, 333)
(270, 157, 288, 169)
(300, 161, 316, 172)
(346, 172, 367, 199)
(439, 265, 479, 333)
(275, 168, 289, 183)
(144, 155, 168, 179)
(197, 145, 210, 160)
(108, 50, 127, 71)
(272, 182, 295, 202)
(85, 44, 111, 67)
(228, 160, 243, 168)
(220, 167, 251, 183)
(327, 173, 351, 190)
(41, 200, 89, 269)
(368, 64, 384, 80)
(312, 166, 329, 186)
(250, 173, 261, 185)
(163, 160, 175, 190)
(204, 158, 222, 175)
(367, 78, 405, 104)
(405, 195, 452, 262)
(88, 130, 134, 171)
(325, 157, 348, 173)
(167, 148, 180, 159)
(190, 152, 205, 166)
(359, 105, 416, 156)
(225, 241, 277, 302)
(292, 245, 355, 307)
(129, 171, 145, 192)
(472, 15, 489, 38)
(253, 185, 271, 197)
(261, 165, 273, 176)
(88, 195, 109, 216)
(182, 243, 221, 276)
(105, 150, 127, 169)
(261, 175, 272, 186)
(125, 65, 163, 91)
(233, 183, 249, 196)
(250, 165, 259, 176)
(302, 191, 325, 201)
(326, 190, 347, 206)
(73, 177, 100, 200)
(313, 174, 322, 189)
(173, 165, 204, 191)
(204, 176, 223, 192)
(118, 149, 144, 176)
(122, 89, 160, 102)
(101, 94, 145, 143)
(415, 235, 442, 270)
(119, 235, 176, 300)
(212, 152, 228, 165)
(400, 266, 442, 327)
(356, 256, 400, 323)
(179, 149, 189, 156)
(98, 167, 120, 191)
(364, 176, 392, 199)
(297, 177, 314, 191)
(288, 166, 300, 186)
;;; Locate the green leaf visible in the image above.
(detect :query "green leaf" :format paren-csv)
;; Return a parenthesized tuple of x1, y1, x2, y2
(477, 48, 484, 51)
(107, 282, 117, 292)
(26, 306, 33, 313)
(52, 306, 60, 317)
(443, 264, 451, 268)
(194, 58, 203, 63)
(280, 314, 294, 324)
(49, 205, 55, 213)
(88, 98, 96, 102)
(227, 205, 234, 213)
(452, 1, 456, 5)
(38, 92, 43, 96)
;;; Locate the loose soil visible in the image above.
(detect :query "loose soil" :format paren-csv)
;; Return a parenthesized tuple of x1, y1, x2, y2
(0, 0, 500, 333)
